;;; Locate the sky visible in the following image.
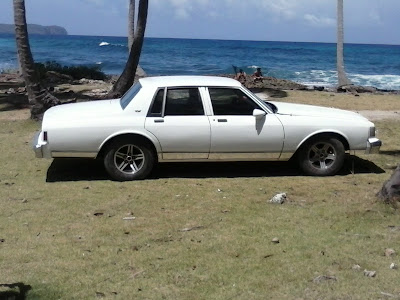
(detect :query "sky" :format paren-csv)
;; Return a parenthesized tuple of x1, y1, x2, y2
(0, 0, 399, 44)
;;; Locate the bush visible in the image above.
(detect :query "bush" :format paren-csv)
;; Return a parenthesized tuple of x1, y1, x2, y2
(34, 61, 106, 81)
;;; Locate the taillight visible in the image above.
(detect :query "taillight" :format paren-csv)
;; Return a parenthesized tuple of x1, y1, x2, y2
(43, 131, 48, 142)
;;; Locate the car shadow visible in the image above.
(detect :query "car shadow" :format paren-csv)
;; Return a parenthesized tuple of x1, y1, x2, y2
(46, 156, 385, 182)
(0, 282, 32, 300)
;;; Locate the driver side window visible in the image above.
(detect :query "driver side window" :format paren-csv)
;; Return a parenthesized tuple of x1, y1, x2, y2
(209, 88, 261, 115)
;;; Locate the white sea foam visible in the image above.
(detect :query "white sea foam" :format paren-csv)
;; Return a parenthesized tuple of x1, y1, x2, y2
(248, 65, 260, 69)
(96, 62, 102, 65)
(292, 69, 400, 90)
(99, 42, 110, 46)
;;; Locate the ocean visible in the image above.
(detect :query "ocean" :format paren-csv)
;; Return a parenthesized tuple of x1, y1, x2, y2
(1, 34, 400, 90)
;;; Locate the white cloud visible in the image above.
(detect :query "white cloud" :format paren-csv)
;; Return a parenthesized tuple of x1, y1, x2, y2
(304, 14, 335, 27)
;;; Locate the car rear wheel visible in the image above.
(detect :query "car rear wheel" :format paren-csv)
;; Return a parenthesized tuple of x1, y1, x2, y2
(104, 138, 155, 181)
(298, 137, 345, 176)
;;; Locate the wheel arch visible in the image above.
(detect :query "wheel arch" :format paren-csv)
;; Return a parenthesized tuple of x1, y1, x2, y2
(96, 132, 160, 161)
(294, 131, 350, 157)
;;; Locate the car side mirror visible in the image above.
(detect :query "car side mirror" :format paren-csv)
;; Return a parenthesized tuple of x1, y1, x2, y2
(253, 109, 266, 119)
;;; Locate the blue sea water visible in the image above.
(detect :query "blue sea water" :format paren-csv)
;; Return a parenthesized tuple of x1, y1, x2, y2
(1, 34, 400, 90)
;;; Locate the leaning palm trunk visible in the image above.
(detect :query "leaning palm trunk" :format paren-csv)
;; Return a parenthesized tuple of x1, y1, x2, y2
(108, 0, 148, 98)
(337, 0, 351, 87)
(128, 0, 135, 52)
(13, 0, 60, 120)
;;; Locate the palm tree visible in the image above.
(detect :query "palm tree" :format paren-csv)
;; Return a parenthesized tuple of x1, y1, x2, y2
(337, 0, 351, 87)
(108, 0, 148, 98)
(128, 0, 135, 52)
(13, 0, 60, 120)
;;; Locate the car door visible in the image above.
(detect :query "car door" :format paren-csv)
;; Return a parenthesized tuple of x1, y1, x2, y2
(145, 87, 211, 160)
(206, 87, 284, 160)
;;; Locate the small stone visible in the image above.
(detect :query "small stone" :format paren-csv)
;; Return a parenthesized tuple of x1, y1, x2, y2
(364, 270, 376, 277)
(352, 264, 361, 271)
(271, 237, 280, 244)
(269, 193, 287, 204)
(390, 263, 397, 270)
(313, 275, 337, 283)
(385, 248, 396, 257)
(123, 217, 136, 221)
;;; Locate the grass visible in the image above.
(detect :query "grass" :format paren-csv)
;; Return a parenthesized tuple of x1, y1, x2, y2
(1, 92, 400, 299)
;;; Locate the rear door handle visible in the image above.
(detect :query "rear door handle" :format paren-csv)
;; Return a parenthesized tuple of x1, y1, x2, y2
(218, 119, 228, 122)
(154, 119, 164, 123)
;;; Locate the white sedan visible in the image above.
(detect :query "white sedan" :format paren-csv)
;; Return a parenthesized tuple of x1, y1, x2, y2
(33, 76, 381, 181)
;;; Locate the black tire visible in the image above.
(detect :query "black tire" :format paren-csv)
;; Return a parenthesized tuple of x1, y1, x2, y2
(103, 138, 155, 181)
(298, 137, 345, 176)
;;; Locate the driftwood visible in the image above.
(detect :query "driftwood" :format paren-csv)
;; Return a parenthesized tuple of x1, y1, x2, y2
(377, 165, 400, 207)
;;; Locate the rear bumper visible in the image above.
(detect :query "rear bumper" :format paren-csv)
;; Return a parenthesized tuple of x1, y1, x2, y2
(365, 137, 382, 154)
(32, 131, 51, 158)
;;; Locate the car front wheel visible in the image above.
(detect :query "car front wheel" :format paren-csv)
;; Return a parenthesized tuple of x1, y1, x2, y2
(104, 138, 155, 181)
(298, 137, 345, 176)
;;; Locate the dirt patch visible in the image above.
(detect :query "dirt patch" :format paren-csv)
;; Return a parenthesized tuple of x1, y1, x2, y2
(355, 110, 400, 121)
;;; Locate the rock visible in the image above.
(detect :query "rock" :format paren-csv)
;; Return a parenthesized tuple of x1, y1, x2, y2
(6, 88, 15, 94)
(364, 270, 377, 277)
(377, 165, 400, 205)
(269, 193, 287, 204)
(385, 248, 396, 257)
(313, 275, 337, 283)
(352, 264, 362, 271)
(271, 237, 280, 244)
(390, 263, 397, 270)
(313, 86, 325, 91)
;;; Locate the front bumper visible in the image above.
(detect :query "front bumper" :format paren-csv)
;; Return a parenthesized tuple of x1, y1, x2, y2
(32, 131, 50, 158)
(365, 137, 382, 154)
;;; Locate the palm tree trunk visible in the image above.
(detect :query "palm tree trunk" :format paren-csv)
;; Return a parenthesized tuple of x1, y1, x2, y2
(337, 0, 351, 87)
(128, 0, 135, 52)
(108, 0, 148, 98)
(13, 0, 59, 120)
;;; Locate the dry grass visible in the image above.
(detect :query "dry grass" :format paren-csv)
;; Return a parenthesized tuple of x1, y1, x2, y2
(280, 90, 400, 111)
(1, 94, 400, 299)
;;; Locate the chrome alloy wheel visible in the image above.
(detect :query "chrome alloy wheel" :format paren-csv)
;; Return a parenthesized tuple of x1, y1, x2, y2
(307, 141, 337, 170)
(114, 144, 145, 174)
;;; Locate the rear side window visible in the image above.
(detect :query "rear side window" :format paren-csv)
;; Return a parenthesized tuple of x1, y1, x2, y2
(120, 82, 142, 109)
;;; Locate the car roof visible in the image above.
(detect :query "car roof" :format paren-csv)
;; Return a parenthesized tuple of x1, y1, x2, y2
(138, 76, 242, 88)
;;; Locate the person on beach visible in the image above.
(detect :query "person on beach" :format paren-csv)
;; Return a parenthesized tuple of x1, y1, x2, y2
(252, 67, 263, 82)
(235, 69, 247, 84)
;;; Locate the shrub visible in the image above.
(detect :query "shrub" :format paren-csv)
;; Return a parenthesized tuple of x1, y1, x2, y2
(34, 61, 106, 81)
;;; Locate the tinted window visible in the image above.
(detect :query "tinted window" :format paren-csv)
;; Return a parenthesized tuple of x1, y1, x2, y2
(120, 82, 142, 109)
(164, 88, 204, 116)
(149, 89, 164, 117)
(209, 88, 260, 115)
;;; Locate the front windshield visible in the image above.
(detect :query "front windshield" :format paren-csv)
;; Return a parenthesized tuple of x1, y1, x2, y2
(120, 82, 142, 109)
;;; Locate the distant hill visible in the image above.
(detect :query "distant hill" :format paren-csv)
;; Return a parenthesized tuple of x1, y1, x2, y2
(0, 24, 68, 35)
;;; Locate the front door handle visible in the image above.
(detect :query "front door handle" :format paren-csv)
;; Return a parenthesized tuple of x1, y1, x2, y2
(218, 119, 228, 123)
(154, 119, 164, 123)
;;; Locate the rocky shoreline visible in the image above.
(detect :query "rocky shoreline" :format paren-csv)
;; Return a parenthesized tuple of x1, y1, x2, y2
(1, 70, 399, 109)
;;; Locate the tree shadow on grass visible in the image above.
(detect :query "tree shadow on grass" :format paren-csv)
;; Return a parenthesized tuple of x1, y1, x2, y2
(46, 155, 385, 182)
(0, 282, 32, 300)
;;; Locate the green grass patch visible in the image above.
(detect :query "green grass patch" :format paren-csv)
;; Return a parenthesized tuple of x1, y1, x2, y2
(0, 118, 399, 299)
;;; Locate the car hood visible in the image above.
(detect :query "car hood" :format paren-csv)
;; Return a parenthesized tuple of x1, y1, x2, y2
(43, 99, 121, 127)
(269, 101, 367, 121)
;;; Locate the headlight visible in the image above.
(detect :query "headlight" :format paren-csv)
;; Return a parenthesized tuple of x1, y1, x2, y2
(369, 126, 376, 137)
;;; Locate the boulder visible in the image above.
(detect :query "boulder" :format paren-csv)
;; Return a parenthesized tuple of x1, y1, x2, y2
(377, 165, 400, 205)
